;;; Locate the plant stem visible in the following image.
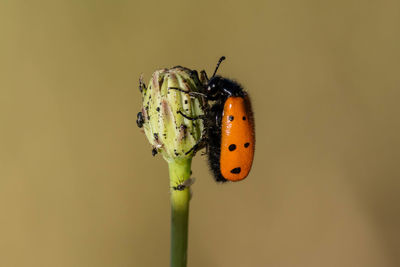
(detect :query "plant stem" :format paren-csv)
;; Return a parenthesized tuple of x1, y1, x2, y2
(168, 158, 192, 267)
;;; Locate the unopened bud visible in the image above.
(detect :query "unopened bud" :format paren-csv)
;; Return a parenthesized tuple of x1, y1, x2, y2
(139, 67, 204, 162)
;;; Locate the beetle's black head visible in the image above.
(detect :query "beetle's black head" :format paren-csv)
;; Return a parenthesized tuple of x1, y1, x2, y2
(205, 75, 223, 98)
(206, 76, 245, 98)
(205, 56, 245, 99)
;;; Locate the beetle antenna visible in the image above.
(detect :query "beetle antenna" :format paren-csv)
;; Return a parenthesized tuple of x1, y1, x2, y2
(211, 56, 226, 78)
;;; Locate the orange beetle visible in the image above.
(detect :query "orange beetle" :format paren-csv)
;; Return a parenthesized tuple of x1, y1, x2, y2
(203, 61, 255, 182)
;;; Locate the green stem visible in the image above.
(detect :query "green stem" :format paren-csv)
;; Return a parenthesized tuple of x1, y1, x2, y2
(168, 158, 192, 267)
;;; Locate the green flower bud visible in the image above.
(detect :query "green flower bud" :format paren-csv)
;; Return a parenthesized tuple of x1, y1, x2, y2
(140, 66, 204, 162)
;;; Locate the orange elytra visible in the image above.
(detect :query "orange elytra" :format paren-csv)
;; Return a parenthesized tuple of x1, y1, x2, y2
(219, 96, 255, 181)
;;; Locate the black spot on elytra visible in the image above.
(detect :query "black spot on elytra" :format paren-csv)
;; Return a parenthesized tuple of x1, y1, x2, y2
(230, 167, 241, 174)
(228, 144, 236, 151)
(242, 116, 246, 120)
(229, 115, 234, 121)
(244, 142, 250, 148)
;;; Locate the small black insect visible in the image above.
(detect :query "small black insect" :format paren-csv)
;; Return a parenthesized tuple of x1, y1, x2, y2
(136, 112, 144, 128)
(151, 147, 158, 156)
(172, 178, 196, 191)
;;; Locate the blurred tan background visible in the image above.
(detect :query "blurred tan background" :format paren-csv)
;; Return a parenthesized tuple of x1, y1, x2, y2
(1, 0, 399, 266)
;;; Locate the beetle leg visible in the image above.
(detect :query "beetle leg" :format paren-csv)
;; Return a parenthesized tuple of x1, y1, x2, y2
(168, 87, 208, 98)
(176, 110, 206, 121)
(199, 70, 209, 86)
(184, 137, 207, 155)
